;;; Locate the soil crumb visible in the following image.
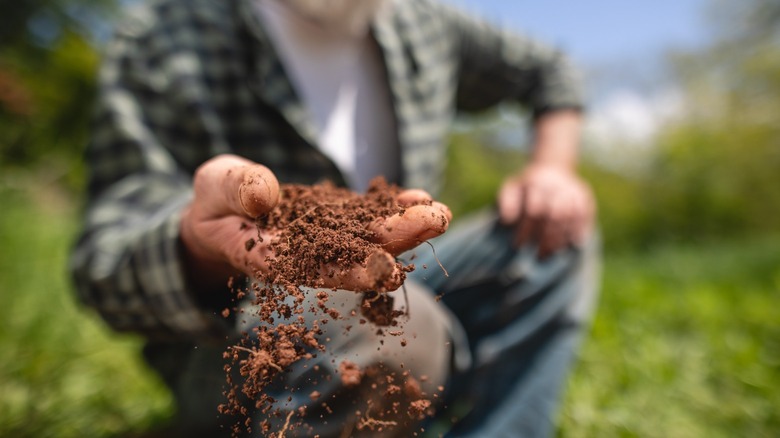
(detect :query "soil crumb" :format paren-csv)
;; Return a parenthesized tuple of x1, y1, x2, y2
(218, 177, 437, 436)
(339, 360, 363, 387)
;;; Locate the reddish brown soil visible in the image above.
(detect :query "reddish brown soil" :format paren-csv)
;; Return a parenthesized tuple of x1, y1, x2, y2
(339, 360, 363, 387)
(218, 178, 436, 437)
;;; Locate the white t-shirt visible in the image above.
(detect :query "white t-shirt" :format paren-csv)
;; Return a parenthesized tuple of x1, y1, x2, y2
(254, 0, 400, 192)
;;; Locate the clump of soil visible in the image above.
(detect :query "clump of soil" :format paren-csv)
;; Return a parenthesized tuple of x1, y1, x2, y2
(218, 177, 438, 436)
(353, 366, 438, 434)
(339, 360, 363, 387)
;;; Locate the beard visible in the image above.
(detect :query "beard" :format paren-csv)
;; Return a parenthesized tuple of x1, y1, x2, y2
(284, 0, 392, 35)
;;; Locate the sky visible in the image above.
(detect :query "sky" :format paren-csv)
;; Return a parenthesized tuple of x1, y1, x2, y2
(443, 0, 713, 66)
(442, 0, 715, 153)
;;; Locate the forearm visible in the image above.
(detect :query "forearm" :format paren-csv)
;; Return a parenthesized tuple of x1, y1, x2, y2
(529, 109, 583, 171)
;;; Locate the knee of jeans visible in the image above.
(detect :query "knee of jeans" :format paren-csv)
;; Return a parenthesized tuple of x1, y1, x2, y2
(253, 281, 467, 435)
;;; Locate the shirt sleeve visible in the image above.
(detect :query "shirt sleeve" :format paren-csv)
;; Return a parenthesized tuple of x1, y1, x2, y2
(441, 3, 585, 117)
(69, 11, 232, 342)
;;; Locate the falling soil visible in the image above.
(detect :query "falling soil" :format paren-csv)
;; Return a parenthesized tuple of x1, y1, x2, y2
(218, 178, 438, 437)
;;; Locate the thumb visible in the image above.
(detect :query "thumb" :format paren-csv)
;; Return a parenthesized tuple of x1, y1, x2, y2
(193, 154, 280, 219)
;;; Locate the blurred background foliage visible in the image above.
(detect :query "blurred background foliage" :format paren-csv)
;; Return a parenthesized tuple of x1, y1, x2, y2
(0, 0, 113, 188)
(442, 0, 780, 250)
(0, 0, 778, 436)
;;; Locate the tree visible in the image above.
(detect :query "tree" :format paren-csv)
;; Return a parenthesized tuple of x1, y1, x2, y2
(638, 0, 780, 243)
(0, 0, 116, 188)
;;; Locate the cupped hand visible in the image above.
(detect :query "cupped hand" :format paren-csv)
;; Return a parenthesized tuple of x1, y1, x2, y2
(179, 155, 451, 293)
(497, 163, 595, 258)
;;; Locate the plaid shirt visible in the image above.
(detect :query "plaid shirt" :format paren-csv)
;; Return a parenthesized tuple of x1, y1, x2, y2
(70, 0, 583, 341)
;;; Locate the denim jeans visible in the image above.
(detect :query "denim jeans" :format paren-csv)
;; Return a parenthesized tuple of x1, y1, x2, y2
(408, 210, 600, 437)
(142, 209, 600, 437)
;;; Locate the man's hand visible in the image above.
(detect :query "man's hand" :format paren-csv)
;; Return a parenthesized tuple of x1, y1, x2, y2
(496, 109, 595, 258)
(179, 155, 280, 293)
(498, 163, 595, 258)
(179, 155, 451, 293)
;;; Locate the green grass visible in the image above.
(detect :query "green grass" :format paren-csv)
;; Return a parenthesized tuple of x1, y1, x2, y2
(0, 183, 173, 438)
(559, 239, 780, 437)
(1, 182, 778, 437)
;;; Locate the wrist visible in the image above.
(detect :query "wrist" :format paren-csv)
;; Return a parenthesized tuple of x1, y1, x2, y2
(528, 149, 577, 172)
(530, 109, 582, 171)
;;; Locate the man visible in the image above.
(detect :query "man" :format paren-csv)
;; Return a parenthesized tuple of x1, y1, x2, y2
(70, 0, 599, 436)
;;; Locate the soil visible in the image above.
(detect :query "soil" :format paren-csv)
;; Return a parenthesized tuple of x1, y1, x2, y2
(218, 177, 438, 437)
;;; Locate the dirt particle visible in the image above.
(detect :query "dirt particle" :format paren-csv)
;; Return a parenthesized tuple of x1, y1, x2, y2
(409, 399, 432, 419)
(339, 360, 363, 387)
(221, 178, 438, 436)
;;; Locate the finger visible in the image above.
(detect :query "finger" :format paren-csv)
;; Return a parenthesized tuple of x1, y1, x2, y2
(239, 237, 403, 292)
(558, 183, 595, 247)
(538, 195, 572, 256)
(514, 185, 545, 247)
(369, 203, 451, 255)
(538, 219, 567, 259)
(396, 190, 453, 223)
(396, 189, 433, 207)
(193, 154, 280, 219)
(572, 193, 597, 246)
(238, 165, 281, 218)
(498, 179, 523, 225)
(315, 250, 404, 292)
(514, 215, 540, 249)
